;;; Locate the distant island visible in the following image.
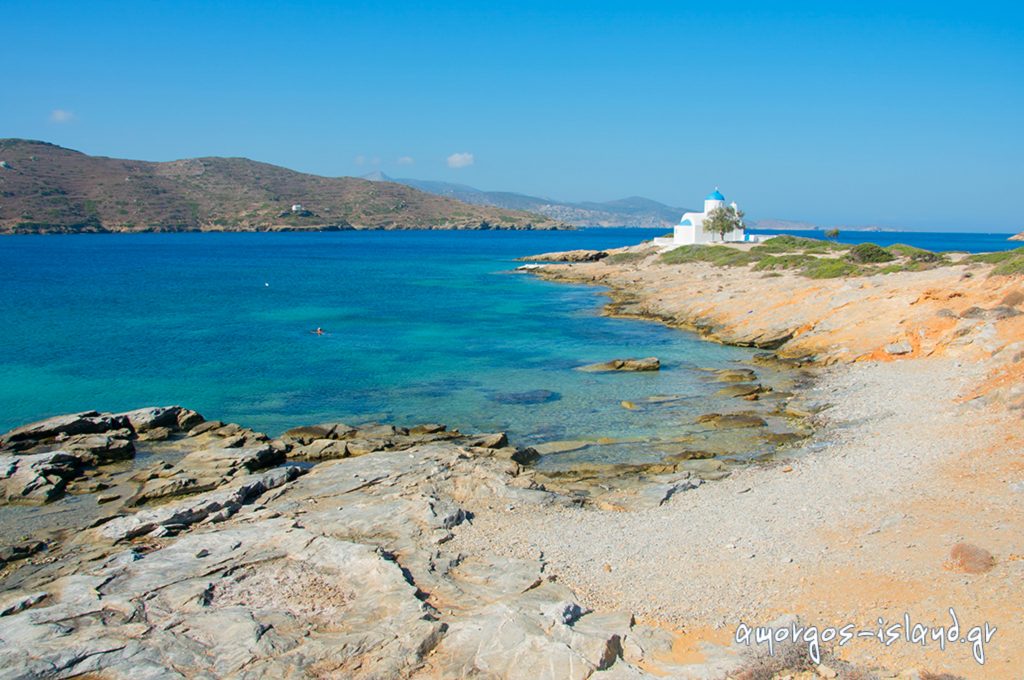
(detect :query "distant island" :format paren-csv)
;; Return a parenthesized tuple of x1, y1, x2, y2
(0, 140, 562, 234)
(361, 173, 913, 232)
(363, 171, 694, 228)
(1011, 231, 1024, 241)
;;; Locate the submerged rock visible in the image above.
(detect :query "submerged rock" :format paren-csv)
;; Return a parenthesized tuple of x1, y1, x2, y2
(696, 413, 768, 429)
(489, 389, 561, 404)
(579, 357, 661, 372)
(715, 383, 770, 399)
(713, 368, 758, 382)
(533, 440, 590, 455)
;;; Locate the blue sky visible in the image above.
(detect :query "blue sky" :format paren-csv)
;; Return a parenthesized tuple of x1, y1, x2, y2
(3, 1, 1022, 230)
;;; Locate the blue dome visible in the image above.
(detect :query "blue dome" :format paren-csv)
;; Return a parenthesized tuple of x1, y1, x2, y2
(679, 218, 692, 226)
(706, 189, 725, 201)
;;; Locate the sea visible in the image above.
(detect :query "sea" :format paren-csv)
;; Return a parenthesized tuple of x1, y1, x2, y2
(0, 227, 1016, 463)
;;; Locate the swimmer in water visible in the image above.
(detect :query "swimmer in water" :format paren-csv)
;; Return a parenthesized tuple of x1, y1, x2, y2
(312, 327, 324, 335)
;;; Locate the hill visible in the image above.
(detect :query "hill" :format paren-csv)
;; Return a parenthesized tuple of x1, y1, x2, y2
(363, 173, 689, 228)
(0, 140, 561, 233)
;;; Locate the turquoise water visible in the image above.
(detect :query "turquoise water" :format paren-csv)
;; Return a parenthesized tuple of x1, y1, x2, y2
(0, 229, 759, 459)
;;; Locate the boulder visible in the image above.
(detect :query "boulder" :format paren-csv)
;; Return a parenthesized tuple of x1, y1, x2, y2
(289, 439, 349, 461)
(358, 423, 407, 439)
(0, 451, 84, 504)
(137, 426, 172, 442)
(0, 540, 46, 565)
(884, 340, 913, 355)
(61, 429, 135, 464)
(125, 475, 217, 507)
(410, 423, 447, 435)
(124, 444, 285, 506)
(345, 438, 391, 457)
(178, 444, 283, 476)
(117, 406, 204, 433)
(188, 420, 224, 436)
(578, 357, 660, 372)
(466, 432, 509, 450)
(518, 249, 609, 263)
(946, 542, 995, 574)
(281, 422, 356, 445)
(100, 466, 304, 542)
(493, 446, 540, 465)
(0, 411, 131, 449)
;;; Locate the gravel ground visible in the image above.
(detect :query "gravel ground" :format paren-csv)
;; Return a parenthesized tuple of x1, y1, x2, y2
(447, 356, 1022, 675)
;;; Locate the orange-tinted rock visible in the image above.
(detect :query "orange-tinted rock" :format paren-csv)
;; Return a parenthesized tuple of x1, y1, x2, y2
(947, 542, 995, 574)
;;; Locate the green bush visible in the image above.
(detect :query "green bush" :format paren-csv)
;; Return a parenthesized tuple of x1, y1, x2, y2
(886, 243, 945, 263)
(753, 254, 816, 271)
(801, 259, 861, 279)
(660, 245, 759, 267)
(750, 234, 849, 255)
(845, 242, 895, 263)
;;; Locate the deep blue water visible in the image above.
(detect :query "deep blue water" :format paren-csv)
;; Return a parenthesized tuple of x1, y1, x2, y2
(748, 228, 1022, 253)
(0, 229, 759, 456)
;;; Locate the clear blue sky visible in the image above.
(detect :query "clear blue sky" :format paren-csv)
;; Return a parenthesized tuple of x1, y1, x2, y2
(3, 1, 1022, 230)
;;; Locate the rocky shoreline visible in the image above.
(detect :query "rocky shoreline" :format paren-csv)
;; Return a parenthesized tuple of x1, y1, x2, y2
(2, 240, 1022, 678)
(0, 402, 807, 679)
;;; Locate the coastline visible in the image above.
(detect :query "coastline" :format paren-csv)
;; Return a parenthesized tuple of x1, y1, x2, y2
(484, 244, 1024, 675)
(1, 242, 1022, 677)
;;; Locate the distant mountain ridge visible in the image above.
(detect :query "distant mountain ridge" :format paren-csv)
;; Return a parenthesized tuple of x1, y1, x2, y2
(0, 140, 561, 234)
(363, 172, 691, 228)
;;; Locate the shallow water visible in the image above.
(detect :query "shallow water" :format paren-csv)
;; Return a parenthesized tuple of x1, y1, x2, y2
(0, 229, 765, 466)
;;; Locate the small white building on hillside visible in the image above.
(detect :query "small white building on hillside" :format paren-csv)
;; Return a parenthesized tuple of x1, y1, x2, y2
(654, 188, 759, 248)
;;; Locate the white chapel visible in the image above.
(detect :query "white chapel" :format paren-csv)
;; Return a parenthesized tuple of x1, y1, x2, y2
(654, 188, 750, 247)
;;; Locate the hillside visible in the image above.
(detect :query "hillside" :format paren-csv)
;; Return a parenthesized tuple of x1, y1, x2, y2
(363, 172, 689, 228)
(0, 140, 561, 233)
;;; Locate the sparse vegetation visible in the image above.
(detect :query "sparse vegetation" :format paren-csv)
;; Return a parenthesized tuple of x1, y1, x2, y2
(992, 256, 1024, 276)
(966, 247, 1024, 264)
(823, 227, 840, 240)
(752, 253, 816, 271)
(604, 251, 649, 264)
(660, 244, 759, 267)
(963, 247, 1024, 276)
(801, 258, 861, 278)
